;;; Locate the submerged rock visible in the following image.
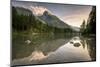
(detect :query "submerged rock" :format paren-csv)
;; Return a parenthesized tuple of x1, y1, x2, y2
(25, 40, 31, 44)
(70, 41, 74, 44)
(73, 43, 80, 47)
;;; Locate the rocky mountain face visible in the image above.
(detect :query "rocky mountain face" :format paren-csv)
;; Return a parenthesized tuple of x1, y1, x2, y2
(38, 11, 70, 29)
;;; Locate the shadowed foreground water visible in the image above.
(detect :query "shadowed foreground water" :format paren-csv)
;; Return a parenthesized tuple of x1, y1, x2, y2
(12, 34, 96, 66)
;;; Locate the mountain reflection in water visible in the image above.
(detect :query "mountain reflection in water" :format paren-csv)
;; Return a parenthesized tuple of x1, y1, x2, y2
(12, 35, 96, 66)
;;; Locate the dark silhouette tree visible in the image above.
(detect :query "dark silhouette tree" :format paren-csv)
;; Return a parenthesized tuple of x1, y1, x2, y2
(80, 6, 96, 35)
(80, 20, 86, 33)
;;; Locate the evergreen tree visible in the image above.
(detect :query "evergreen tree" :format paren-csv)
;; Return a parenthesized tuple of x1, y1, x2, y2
(80, 20, 86, 33)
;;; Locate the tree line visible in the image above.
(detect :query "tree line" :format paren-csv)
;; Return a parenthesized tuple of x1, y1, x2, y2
(80, 6, 96, 36)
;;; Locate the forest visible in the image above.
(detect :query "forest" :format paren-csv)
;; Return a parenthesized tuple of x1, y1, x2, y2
(80, 6, 96, 36)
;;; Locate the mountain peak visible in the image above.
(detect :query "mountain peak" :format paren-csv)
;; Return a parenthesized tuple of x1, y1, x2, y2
(43, 11, 50, 16)
(30, 6, 51, 16)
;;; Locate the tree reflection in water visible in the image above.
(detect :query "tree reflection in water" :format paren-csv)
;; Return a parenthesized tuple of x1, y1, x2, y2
(80, 37, 96, 61)
(12, 35, 96, 66)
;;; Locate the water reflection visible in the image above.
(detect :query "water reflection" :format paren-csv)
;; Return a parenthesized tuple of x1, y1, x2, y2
(12, 34, 71, 60)
(12, 35, 96, 66)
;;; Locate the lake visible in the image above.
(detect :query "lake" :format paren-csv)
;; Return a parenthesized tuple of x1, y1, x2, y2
(12, 33, 96, 66)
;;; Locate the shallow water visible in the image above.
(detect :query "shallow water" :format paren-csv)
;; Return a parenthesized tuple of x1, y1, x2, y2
(12, 34, 96, 66)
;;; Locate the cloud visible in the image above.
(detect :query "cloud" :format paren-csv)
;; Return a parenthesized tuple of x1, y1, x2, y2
(61, 11, 90, 27)
(30, 6, 51, 16)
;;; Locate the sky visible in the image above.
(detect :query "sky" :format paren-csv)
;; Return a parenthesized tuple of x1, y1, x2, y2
(12, 0, 92, 27)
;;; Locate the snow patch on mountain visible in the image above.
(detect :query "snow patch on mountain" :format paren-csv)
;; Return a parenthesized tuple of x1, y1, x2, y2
(30, 6, 52, 16)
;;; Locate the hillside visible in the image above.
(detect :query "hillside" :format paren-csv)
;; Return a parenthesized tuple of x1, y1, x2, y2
(12, 6, 79, 33)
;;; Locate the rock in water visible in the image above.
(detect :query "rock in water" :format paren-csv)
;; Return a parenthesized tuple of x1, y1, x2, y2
(70, 41, 74, 44)
(73, 43, 80, 47)
(25, 40, 31, 44)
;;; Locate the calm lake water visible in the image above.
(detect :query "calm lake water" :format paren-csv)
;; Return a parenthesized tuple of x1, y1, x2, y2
(12, 33, 96, 66)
